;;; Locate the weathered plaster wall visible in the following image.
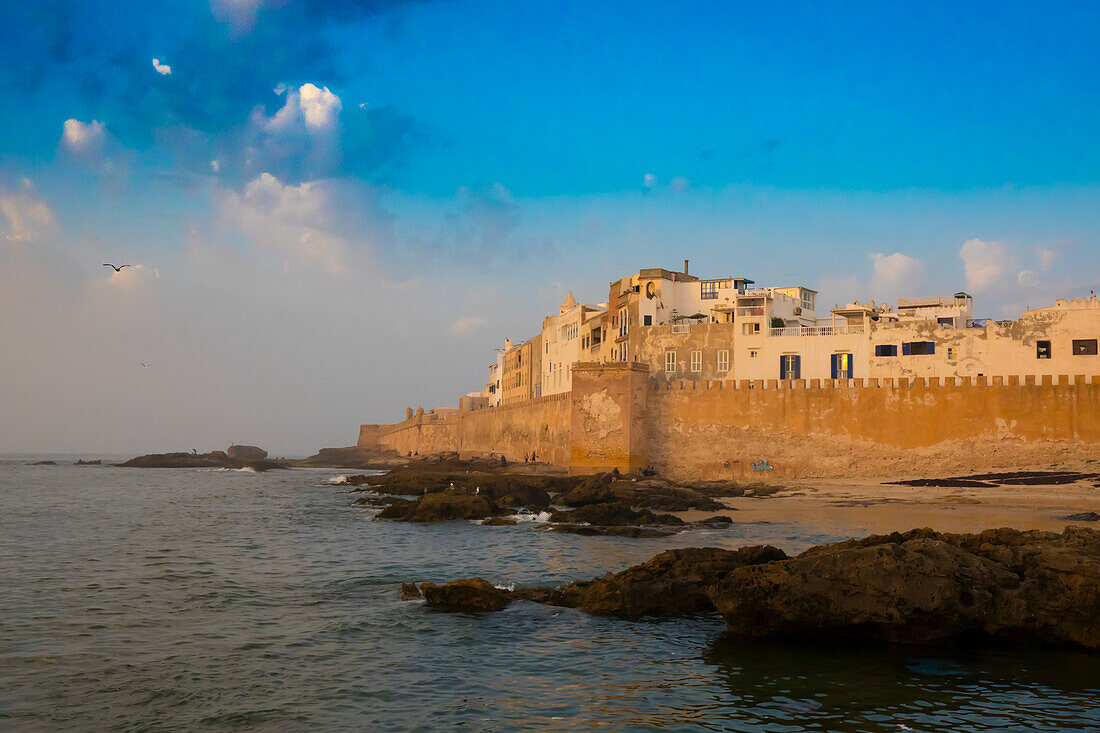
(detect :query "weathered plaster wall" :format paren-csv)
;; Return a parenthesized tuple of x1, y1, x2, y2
(373, 393, 570, 465)
(647, 376, 1100, 480)
(569, 362, 650, 474)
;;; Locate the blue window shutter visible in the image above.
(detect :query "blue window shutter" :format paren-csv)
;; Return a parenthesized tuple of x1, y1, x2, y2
(928, 342, 935, 354)
(779, 356, 787, 379)
(830, 353, 837, 379)
(902, 342, 911, 356)
(794, 355, 801, 379)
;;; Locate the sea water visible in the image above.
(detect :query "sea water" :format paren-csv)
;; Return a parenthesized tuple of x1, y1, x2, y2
(1, 460, 1097, 731)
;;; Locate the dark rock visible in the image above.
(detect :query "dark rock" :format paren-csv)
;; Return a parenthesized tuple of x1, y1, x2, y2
(376, 492, 498, 522)
(549, 501, 684, 527)
(226, 444, 267, 461)
(400, 583, 421, 600)
(481, 517, 519, 526)
(709, 527, 1100, 651)
(555, 475, 728, 511)
(694, 515, 736, 528)
(518, 546, 788, 617)
(550, 525, 674, 538)
(74, 459, 101, 465)
(420, 578, 509, 612)
(28, 460, 56, 465)
(119, 451, 288, 470)
(1061, 512, 1100, 522)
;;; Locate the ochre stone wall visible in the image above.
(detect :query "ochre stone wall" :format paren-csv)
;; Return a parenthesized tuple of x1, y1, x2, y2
(647, 376, 1100, 480)
(570, 362, 651, 474)
(373, 393, 570, 465)
(361, 372, 1100, 478)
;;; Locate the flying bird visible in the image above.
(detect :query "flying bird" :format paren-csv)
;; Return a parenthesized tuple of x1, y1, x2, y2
(103, 263, 131, 272)
(140, 362, 149, 369)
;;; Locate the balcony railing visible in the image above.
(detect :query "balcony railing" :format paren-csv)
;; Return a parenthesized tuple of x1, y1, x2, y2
(670, 323, 691, 334)
(736, 307, 765, 317)
(965, 318, 989, 328)
(768, 324, 865, 338)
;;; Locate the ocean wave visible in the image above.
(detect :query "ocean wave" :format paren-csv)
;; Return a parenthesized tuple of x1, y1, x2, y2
(327, 475, 349, 485)
(512, 510, 552, 523)
(237, 467, 256, 473)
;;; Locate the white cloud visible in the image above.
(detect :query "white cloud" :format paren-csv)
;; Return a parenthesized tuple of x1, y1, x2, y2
(450, 316, 486, 336)
(152, 58, 172, 76)
(1036, 247, 1057, 271)
(643, 173, 657, 190)
(869, 251, 923, 289)
(298, 83, 341, 130)
(61, 118, 105, 154)
(959, 238, 1008, 292)
(0, 184, 57, 242)
(262, 83, 342, 135)
(1017, 269, 1038, 287)
(211, 159, 220, 173)
(222, 172, 347, 275)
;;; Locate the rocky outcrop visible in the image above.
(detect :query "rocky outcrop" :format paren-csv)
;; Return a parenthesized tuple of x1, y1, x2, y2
(420, 578, 509, 611)
(120, 451, 288, 471)
(376, 493, 499, 522)
(362, 462, 578, 498)
(709, 527, 1100, 650)
(226, 444, 267, 461)
(515, 545, 788, 617)
(407, 527, 1100, 650)
(554, 475, 738, 511)
(549, 501, 684, 527)
(295, 446, 405, 469)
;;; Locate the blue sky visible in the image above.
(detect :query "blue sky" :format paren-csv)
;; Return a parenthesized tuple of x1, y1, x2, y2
(1, 0, 1098, 453)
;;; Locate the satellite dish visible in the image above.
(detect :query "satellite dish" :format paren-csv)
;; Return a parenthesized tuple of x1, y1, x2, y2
(794, 307, 803, 315)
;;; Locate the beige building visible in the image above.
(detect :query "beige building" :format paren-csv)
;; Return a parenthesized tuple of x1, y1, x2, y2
(469, 262, 1100, 408)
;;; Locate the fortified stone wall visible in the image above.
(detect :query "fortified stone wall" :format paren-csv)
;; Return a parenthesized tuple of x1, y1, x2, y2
(647, 374, 1100, 480)
(360, 367, 1100, 478)
(371, 393, 570, 464)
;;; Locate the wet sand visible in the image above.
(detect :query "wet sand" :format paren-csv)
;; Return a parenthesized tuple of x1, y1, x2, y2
(686, 468, 1100, 538)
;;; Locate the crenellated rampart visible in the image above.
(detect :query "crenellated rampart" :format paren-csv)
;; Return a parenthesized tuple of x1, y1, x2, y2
(360, 369, 1100, 478)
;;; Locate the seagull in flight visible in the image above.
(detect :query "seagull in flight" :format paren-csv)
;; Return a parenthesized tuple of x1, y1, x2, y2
(103, 263, 131, 272)
(140, 362, 149, 369)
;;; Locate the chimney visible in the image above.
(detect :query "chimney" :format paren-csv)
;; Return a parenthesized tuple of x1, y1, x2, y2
(683, 259, 689, 276)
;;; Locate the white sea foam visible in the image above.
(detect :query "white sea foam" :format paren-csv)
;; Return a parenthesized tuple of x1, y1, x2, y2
(494, 583, 515, 592)
(237, 466, 256, 473)
(328, 475, 350, 485)
(512, 510, 552, 523)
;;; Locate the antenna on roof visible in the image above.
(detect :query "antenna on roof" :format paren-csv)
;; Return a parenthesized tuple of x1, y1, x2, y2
(684, 259, 689, 275)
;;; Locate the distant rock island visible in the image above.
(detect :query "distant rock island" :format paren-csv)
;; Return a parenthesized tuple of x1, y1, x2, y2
(121, 445, 288, 471)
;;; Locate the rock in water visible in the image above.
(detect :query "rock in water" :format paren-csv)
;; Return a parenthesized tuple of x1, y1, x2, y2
(400, 583, 421, 600)
(708, 527, 1100, 650)
(513, 545, 787, 617)
(376, 493, 498, 522)
(420, 578, 509, 611)
(227, 445, 268, 461)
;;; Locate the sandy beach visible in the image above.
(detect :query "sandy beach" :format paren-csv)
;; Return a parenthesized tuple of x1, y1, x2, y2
(694, 464, 1100, 537)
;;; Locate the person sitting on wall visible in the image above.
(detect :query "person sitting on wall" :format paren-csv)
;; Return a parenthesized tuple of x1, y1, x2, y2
(500, 455, 508, 467)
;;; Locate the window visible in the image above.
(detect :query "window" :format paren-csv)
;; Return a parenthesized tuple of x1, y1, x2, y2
(1036, 340, 1051, 359)
(690, 350, 702, 372)
(618, 307, 628, 337)
(946, 347, 957, 360)
(1073, 339, 1098, 355)
(665, 350, 676, 373)
(742, 322, 760, 336)
(701, 281, 719, 299)
(749, 349, 759, 359)
(831, 353, 852, 379)
(902, 341, 935, 356)
(780, 354, 801, 380)
(875, 344, 897, 357)
(801, 292, 816, 312)
(643, 315, 653, 326)
(591, 327, 602, 346)
(620, 345, 628, 362)
(717, 349, 730, 372)
(938, 317, 954, 327)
